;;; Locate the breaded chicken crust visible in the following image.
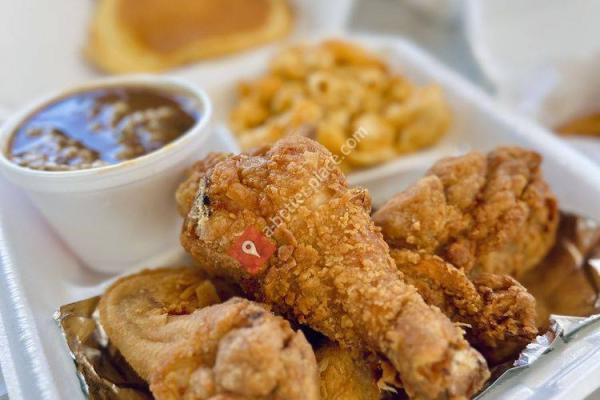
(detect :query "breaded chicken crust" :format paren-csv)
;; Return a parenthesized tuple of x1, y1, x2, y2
(99, 267, 319, 400)
(316, 342, 381, 400)
(390, 250, 537, 362)
(178, 136, 489, 400)
(373, 148, 557, 362)
(374, 148, 559, 277)
(176, 152, 232, 217)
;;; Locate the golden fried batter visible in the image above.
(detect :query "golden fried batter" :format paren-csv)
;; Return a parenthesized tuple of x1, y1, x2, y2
(98, 267, 319, 400)
(176, 152, 232, 217)
(373, 148, 559, 277)
(373, 148, 557, 362)
(316, 342, 381, 400)
(388, 251, 537, 363)
(469, 272, 538, 362)
(178, 136, 489, 399)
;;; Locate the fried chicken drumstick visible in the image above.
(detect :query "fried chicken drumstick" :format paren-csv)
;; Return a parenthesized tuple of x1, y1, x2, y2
(99, 267, 319, 400)
(178, 136, 489, 399)
(373, 148, 559, 361)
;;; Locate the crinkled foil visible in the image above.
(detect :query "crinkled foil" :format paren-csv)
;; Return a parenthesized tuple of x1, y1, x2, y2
(54, 297, 152, 399)
(476, 212, 600, 397)
(55, 213, 600, 399)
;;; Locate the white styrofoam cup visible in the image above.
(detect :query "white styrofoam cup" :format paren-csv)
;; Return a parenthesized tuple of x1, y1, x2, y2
(0, 75, 214, 273)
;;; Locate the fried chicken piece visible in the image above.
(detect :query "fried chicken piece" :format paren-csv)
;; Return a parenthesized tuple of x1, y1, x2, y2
(373, 148, 559, 277)
(468, 273, 538, 362)
(176, 152, 232, 217)
(98, 267, 319, 400)
(316, 342, 382, 400)
(388, 251, 537, 363)
(373, 148, 556, 362)
(316, 344, 412, 400)
(178, 136, 489, 399)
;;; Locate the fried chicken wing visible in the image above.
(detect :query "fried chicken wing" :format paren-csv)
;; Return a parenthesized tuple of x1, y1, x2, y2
(98, 267, 319, 400)
(373, 148, 559, 277)
(178, 136, 489, 399)
(373, 148, 556, 362)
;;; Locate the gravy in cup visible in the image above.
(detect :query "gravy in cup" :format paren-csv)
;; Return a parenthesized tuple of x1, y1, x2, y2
(0, 75, 215, 273)
(8, 87, 199, 171)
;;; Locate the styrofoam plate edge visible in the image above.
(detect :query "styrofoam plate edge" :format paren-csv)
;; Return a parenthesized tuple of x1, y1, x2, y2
(0, 211, 58, 400)
(0, 308, 22, 399)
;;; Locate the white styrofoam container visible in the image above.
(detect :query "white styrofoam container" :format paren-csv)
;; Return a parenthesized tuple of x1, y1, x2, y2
(0, 75, 216, 275)
(1, 33, 600, 400)
(464, 0, 600, 165)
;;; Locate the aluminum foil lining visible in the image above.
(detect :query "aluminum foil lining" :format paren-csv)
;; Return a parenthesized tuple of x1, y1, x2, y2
(476, 212, 600, 397)
(54, 296, 152, 400)
(55, 212, 600, 399)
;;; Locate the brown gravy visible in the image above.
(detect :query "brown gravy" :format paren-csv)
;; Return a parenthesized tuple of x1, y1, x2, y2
(8, 87, 199, 171)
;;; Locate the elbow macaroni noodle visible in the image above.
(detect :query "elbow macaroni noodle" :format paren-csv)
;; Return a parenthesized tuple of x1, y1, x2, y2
(230, 40, 451, 172)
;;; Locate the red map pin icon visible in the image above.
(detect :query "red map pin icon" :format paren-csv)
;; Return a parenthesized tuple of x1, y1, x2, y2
(228, 227, 276, 274)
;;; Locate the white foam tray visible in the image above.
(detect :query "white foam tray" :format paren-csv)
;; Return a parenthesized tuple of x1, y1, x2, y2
(1, 33, 600, 400)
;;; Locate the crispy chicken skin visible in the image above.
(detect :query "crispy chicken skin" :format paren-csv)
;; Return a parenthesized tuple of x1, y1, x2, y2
(468, 273, 537, 362)
(176, 152, 232, 217)
(390, 251, 537, 362)
(178, 136, 489, 400)
(373, 148, 557, 361)
(98, 267, 319, 400)
(373, 148, 559, 277)
(316, 342, 381, 400)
